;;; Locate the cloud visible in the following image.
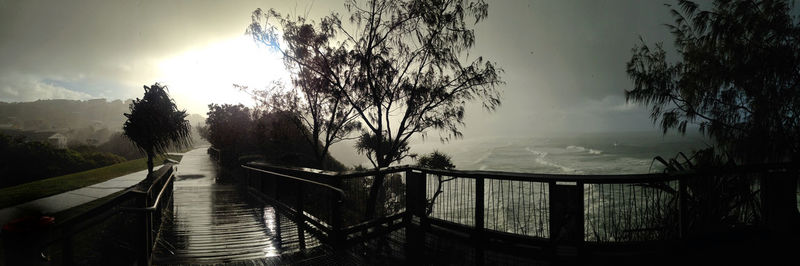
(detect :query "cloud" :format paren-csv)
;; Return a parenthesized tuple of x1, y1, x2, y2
(0, 73, 93, 102)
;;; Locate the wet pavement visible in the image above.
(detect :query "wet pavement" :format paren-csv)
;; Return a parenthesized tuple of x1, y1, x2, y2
(0, 153, 184, 226)
(152, 148, 324, 265)
(0, 169, 151, 227)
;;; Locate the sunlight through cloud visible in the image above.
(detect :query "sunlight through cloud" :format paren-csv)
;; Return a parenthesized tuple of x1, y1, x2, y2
(158, 36, 289, 114)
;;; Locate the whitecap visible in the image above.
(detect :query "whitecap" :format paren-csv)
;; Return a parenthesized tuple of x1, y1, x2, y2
(527, 146, 583, 174)
(472, 150, 492, 165)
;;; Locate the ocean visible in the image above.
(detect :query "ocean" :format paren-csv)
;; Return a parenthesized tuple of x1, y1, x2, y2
(403, 131, 711, 241)
(409, 131, 709, 175)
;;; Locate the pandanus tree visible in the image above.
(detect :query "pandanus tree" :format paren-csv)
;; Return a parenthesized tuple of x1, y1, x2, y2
(123, 83, 192, 176)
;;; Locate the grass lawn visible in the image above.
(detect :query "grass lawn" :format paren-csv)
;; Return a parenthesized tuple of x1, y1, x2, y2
(0, 154, 182, 209)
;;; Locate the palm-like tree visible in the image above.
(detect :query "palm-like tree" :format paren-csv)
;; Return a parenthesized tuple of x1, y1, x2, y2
(123, 83, 192, 176)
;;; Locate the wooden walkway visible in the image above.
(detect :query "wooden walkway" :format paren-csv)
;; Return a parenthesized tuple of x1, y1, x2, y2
(151, 148, 332, 265)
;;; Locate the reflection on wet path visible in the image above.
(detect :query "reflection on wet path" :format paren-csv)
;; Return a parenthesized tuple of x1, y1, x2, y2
(152, 147, 320, 265)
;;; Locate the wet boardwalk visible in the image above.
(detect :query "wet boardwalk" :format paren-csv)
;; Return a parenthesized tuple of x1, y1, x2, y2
(152, 148, 325, 265)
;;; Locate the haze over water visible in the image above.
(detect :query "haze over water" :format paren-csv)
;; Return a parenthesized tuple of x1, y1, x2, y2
(404, 131, 708, 175)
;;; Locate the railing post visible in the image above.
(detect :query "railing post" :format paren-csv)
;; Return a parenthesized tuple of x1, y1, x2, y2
(132, 191, 150, 266)
(330, 177, 344, 249)
(549, 181, 583, 259)
(62, 233, 73, 265)
(679, 175, 688, 239)
(405, 169, 426, 264)
(475, 176, 485, 266)
(406, 169, 427, 218)
(296, 180, 306, 250)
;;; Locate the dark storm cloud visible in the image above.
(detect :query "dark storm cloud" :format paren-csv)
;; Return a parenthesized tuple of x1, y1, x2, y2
(0, 0, 689, 135)
(459, 0, 677, 136)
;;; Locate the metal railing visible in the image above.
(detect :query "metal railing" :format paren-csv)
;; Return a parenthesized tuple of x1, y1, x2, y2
(241, 162, 346, 248)
(23, 163, 178, 265)
(239, 162, 798, 261)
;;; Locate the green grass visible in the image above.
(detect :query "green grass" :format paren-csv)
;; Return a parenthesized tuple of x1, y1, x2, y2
(0, 154, 183, 209)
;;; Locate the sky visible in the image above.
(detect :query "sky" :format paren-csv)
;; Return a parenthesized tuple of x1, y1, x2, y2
(0, 0, 682, 138)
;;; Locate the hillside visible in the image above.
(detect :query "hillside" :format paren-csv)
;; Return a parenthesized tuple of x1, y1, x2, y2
(0, 99, 205, 145)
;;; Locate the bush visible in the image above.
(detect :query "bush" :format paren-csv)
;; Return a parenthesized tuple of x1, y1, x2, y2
(0, 133, 128, 188)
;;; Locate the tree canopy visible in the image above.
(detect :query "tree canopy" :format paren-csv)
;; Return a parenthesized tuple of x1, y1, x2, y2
(248, 0, 503, 169)
(626, 0, 800, 234)
(626, 0, 800, 164)
(417, 150, 456, 170)
(204, 103, 253, 157)
(123, 83, 192, 175)
(249, 0, 502, 220)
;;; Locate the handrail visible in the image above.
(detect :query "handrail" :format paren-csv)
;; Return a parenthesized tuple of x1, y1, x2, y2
(329, 164, 672, 182)
(241, 165, 345, 197)
(122, 167, 176, 212)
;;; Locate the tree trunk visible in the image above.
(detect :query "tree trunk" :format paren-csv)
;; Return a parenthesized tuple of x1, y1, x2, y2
(365, 159, 388, 220)
(365, 175, 385, 220)
(761, 173, 799, 236)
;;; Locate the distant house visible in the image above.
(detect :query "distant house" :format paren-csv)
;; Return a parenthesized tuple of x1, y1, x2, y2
(48, 133, 68, 149)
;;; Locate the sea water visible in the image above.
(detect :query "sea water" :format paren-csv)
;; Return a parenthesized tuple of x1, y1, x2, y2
(411, 131, 708, 174)
(409, 131, 709, 241)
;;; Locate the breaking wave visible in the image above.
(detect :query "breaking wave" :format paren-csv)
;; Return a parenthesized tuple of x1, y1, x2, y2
(525, 147, 584, 174)
(566, 145, 603, 155)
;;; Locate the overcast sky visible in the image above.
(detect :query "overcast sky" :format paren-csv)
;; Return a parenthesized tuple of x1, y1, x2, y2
(0, 0, 686, 137)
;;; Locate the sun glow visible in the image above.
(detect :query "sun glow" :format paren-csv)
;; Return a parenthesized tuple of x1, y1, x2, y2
(157, 36, 289, 114)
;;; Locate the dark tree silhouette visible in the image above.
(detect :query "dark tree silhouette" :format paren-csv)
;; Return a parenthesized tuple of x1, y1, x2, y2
(249, 0, 503, 219)
(417, 150, 456, 170)
(204, 103, 253, 164)
(417, 151, 456, 215)
(123, 83, 192, 176)
(626, 0, 800, 232)
(239, 21, 362, 169)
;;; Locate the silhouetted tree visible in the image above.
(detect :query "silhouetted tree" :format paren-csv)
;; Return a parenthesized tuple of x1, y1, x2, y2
(123, 83, 192, 176)
(238, 31, 361, 169)
(204, 103, 253, 165)
(417, 150, 456, 170)
(249, 0, 503, 219)
(417, 151, 456, 215)
(626, 0, 800, 232)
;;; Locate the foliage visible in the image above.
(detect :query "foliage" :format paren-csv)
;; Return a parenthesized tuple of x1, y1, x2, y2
(204, 103, 253, 160)
(243, 13, 362, 168)
(252, 109, 346, 170)
(203, 104, 348, 170)
(626, 0, 800, 163)
(95, 132, 144, 160)
(249, 0, 503, 219)
(652, 147, 762, 237)
(416, 150, 456, 170)
(628, 0, 800, 233)
(416, 150, 456, 215)
(0, 133, 126, 189)
(355, 132, 411, 167)
(196, 124, 210, 142)
(123, 83, 192, 175)
(248, 0, 503, 168)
